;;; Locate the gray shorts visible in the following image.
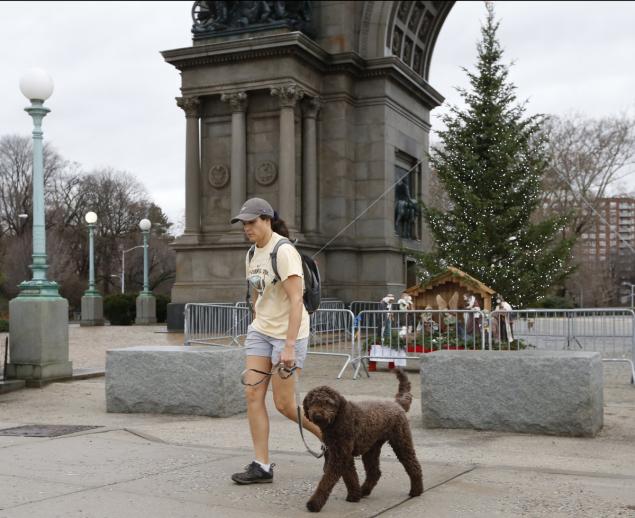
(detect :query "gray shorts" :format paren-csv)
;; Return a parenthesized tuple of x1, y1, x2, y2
(244, 326, 309, 368)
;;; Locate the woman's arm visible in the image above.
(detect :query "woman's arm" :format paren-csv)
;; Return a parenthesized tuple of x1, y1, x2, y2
(280, 274, 304, 366)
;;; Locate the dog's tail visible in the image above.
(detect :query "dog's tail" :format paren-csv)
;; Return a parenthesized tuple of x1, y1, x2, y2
(394, 368, 413, 412)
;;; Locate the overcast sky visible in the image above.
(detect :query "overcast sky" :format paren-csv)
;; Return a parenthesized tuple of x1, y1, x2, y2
(1, 1, 634, 231)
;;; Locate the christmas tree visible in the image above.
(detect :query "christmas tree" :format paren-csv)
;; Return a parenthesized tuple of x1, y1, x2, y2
(421, 3, 574, 307)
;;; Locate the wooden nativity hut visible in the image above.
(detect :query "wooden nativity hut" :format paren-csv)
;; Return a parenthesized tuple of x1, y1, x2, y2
(405, 267, 495, 312)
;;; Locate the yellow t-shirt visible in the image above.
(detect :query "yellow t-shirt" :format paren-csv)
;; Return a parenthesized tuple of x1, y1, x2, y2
(246, 232, 310, 340)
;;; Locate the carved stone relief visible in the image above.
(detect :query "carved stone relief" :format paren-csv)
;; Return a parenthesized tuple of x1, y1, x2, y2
(208, 164, 230, 188)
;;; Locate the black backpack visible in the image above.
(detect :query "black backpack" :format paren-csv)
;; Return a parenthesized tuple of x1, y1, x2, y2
(247, 238, 321, 314)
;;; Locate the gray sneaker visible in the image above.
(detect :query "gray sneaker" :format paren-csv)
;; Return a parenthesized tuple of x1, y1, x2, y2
(231, 461, 274, 485)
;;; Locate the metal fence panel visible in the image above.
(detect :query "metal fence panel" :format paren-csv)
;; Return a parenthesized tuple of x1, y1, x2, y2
(492, 309, 635, 382)
(184, 303, 251, 347)
(184, 304, 357, 379)
(351, 308, 635, 383)
(353, 309, 487, 378)
(308, 308, 356, 378)
(350, 301, 385, 332)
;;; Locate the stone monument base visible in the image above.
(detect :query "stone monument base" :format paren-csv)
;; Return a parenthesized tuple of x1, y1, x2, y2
(420, 351, 603, 437)
(80, 293, 104, 326)
(167, 303, 186, 332)
(135, 293, 156, 325)
(106, 345, 246, 417)
(7, 296, 73, 383)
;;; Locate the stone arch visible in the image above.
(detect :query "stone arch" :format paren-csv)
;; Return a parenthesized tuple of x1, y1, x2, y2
(359, 1, 454, 81)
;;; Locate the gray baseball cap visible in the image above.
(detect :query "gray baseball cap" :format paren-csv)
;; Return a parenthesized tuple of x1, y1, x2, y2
(230, 197, 274, 223)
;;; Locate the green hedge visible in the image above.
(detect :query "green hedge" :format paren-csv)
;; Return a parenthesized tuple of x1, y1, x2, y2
(103, 293, 137, 325)
(0, 319, 8, 332)
(534, 295, 576, 309)
(103, 293, 170, 325)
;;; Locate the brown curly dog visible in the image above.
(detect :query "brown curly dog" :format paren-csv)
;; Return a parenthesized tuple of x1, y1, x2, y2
(302, 369, 423, 512)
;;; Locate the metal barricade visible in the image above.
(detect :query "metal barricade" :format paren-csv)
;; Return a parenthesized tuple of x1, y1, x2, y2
(350, 301, 383, 315)
(308, 308, 357, 379)
(320, 299, 346, 310)
(184, 303, 251, 347)
(312, 300, 346, 334)
(350, 308, 634, 384)
(492, 308, 635, 383)
(184, 303, 357, 379)
(353, 309, 487, 378)
(350, 301, 384, 332)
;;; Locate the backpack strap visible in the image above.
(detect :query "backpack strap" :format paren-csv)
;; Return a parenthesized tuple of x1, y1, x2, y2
(246, 245, 256, 306)
(270, 238, 294, 284)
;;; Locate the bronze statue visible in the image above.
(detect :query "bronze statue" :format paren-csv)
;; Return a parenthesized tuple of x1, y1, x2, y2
(191, 0, 311, 36)
(394, 178, 420, 240)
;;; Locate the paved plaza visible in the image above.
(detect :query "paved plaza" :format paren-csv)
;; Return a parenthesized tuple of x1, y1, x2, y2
(1, 325, 635, 517)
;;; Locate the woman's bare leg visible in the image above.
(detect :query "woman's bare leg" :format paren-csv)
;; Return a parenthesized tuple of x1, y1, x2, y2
(244, 355, 273, 463)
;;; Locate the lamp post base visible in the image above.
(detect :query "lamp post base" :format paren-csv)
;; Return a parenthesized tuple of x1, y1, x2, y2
(7, 296, 72, 383)
(17, 279, 61, 297)
(135, 292, 157, 325)
(81, 292, 104, 326)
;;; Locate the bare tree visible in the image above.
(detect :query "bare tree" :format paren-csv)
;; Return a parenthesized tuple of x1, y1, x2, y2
(0, 134, 67, 237)
(0, 153, 176, 309)
(539, 114, 635, 306)
(540, 113, 635, 238)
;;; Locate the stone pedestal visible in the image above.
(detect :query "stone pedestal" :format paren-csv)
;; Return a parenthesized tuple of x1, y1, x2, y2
(166, 302, 186, 332)
(420, 351, 604, 437)
(135, 293, 157, 325)
(80, 293, 104, 326)
(7, 296, 72, 383)
(106, 345, 246, 417)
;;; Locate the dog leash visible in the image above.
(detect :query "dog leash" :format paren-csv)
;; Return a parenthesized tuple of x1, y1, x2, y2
(293, 372, 326, 459)
(240, 362, 297, 386)
(240, 362, 326, 458)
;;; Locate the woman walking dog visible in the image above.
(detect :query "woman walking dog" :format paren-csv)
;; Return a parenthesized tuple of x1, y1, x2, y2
(230, 197, 322, 484)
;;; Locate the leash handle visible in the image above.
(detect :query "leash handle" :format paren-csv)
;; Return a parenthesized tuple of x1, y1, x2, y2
(240, 363, 297, 387)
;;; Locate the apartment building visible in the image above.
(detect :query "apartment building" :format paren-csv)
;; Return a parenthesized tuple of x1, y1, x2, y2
(581, 197, 635, 260)
(579, 196, 635, 303)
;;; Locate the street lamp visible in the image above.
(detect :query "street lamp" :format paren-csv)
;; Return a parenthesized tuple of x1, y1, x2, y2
(135, 218, 156, 324)
(120, 244, 144, 294)
(80, 211, 104, 326)
(621, 282, 634, 308)
(18, 68, 55, 293)
(139, 218, 152, 293)
(7, 68, 72, 382)
(85, 212, 98, 292)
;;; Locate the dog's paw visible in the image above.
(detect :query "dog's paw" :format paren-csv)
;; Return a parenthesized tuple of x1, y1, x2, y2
(346, 492, 361, 502)
(306, 498, 324, 513)
(409, 484, 424, 497)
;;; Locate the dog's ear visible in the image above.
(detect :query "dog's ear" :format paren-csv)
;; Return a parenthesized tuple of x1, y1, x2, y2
(331, 390, 345, 412)
(302, 392, 312, 422)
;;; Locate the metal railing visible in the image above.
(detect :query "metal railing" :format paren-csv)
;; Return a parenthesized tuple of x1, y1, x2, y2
(350, 301, 385, 332)
(184, 303, 357, 379)
(492, 308, 635, 381)
(353, 309, 487, 378)
(308, 308, 357, 378)
(183, 303, 635, 383)
(184, 303, 250, 347)
(351, 308, 635, 383)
